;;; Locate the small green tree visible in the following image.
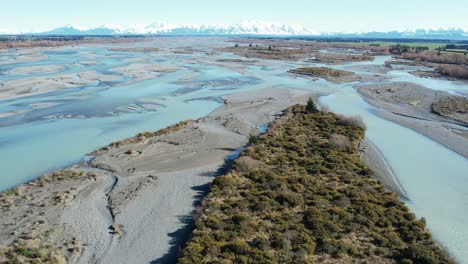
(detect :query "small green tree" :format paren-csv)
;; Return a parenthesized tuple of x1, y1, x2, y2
(248, 134, 260, 145)
(306, 97, 319, 113)
(234, 44, 239, 48)
(268, 45, 272, 50)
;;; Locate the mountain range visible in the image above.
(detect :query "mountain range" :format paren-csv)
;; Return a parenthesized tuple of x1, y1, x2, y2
(38, 21, 319, 36)
(3, 21, 468, 40)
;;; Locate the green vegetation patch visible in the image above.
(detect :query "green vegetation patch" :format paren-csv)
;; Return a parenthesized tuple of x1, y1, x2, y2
(343, 41, 448, 50)
(289, 67, 354, 78)
(0, 243, 66, 264)
(179, 105, 453, 264)
(225, 44, 309, 60)
(96, 120, 194, 151)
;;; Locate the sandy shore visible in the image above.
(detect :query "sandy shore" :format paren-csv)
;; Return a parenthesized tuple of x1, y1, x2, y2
(78, 60, 99, 66)
(0, 55, 180, 101)
(6, 65, 64, 75)
(109, 47, 160, 53)
(357, 82, 468, 158)
(0, 71, 123, 101)
(359, 139, 409, 199)
(0, 51, 48, 66)
(344, 64, 392, 74)
(0, 37, 153, 51)
(110, 63, 180, 82)
(0, 109, 30, 118)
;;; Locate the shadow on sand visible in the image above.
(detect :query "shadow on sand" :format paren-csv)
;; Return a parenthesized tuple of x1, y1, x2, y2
(150, 157, 235, 264)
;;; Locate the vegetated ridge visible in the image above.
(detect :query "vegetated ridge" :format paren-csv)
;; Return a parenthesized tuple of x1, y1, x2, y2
(178, 104, 453, 264)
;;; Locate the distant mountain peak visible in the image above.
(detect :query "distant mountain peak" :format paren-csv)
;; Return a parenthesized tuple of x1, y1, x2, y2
(35, 20, 317, 36)
(1, 21, 467, 40)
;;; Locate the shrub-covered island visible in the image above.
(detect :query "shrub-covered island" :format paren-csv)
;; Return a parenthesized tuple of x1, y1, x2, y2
(289, 67, 354, 79)
(178, 105, 453, 264)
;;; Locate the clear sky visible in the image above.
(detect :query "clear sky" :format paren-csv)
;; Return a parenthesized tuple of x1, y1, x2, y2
(1, 0, 467, 32)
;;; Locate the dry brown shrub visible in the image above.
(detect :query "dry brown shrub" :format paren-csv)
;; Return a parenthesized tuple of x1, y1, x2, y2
(320, 105, 330, 113)
(328, 134, 351, 149)
(431, 96, 468, 119)
(234, 156, 264, 172)
(400, 51, 468, 65)
(336, 115, 367, 130)
(290, 67, 353, 78)
(437, 64, 468, 79)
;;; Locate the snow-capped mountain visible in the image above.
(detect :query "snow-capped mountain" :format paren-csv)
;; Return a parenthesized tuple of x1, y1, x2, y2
(41, 21, 317, 36)
(3, 21, 467, 39)
(326, 28, 468, 40)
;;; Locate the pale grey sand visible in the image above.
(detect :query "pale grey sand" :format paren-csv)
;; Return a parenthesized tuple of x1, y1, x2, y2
(110, 63, 180, 82)
(109, 47, 160, 53)
(359, 139, 409, 199)
(343, 64, 392, 74)
(0, 109, 30, 118)
(0, 71, 123, 100)
(357, 82, 468, 158)
(0, 51, 48, 65)
(6, 65, 64, 75)
(78, 60, 100, 66)
(0, 169, 109, 262)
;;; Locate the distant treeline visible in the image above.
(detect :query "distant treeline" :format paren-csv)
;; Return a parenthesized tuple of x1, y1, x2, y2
(445, 44, 468, 50)
(275, 37, 468, 45)
(0, 35, 148, 42)
(0, 36, 85, 42)
(389, 44, 429, 54)
(390, 44, 468, 55)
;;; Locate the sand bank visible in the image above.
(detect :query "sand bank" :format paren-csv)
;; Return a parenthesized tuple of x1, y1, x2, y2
(357, 82, 468, 158)
(344, 64, 392, 74)
(0, 52, 48, 66)
(0, 109, 30, 118)
(359, 139, 409, 199)
(110, 63, 179, 82)
(6, 65, 64, 75)
(109, 47, 160, 53)
(0, 71, 123, 100)
(78, 60, 99, 66)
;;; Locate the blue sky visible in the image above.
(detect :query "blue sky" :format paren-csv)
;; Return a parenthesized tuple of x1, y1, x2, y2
(2, 0, 467, 32)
